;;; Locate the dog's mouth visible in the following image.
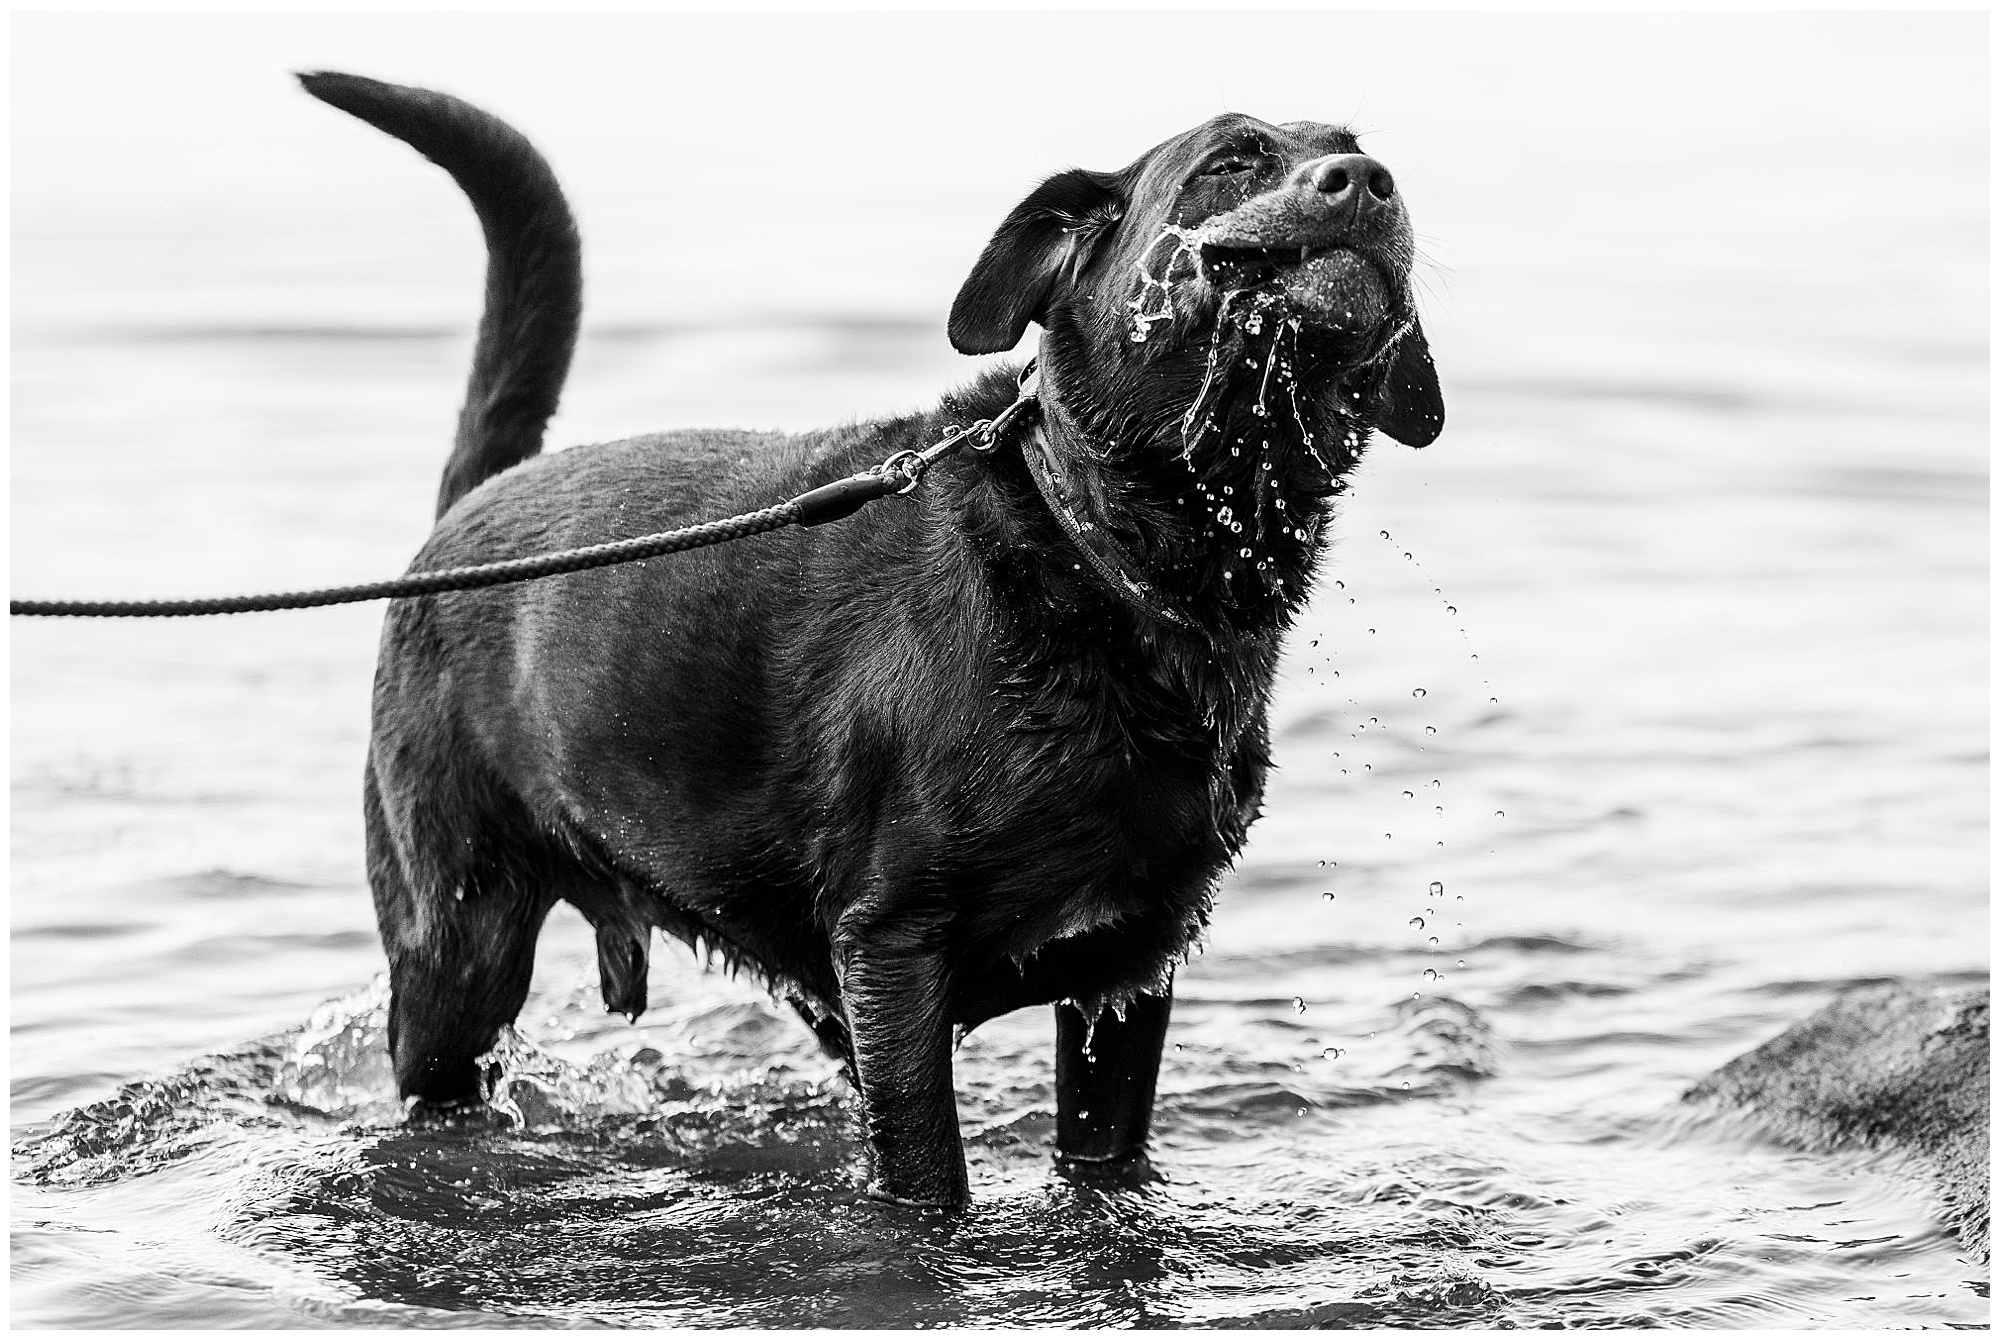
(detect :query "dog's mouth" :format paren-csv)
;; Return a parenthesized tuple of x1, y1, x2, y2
(1196, 241, 1391, 339)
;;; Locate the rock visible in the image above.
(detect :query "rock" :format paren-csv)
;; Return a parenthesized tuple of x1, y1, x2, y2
(1686, 982, 1988, 1260)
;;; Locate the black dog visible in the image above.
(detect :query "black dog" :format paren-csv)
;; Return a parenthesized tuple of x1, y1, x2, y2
(304, 72, 1442, 1206)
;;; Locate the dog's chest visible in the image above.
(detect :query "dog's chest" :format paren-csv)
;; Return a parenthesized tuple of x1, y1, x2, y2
(948, 703, 1258, 957)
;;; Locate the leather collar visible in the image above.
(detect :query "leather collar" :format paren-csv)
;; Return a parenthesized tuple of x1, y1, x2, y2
(1015, 346, 1198, 632)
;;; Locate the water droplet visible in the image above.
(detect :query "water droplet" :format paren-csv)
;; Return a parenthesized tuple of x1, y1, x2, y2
(1408, 916, 1426, 930)
(1445, 605, 1457, 615)
(1429, 880, 1444, 896)
(1412, 687, 1427, 698)
(1321, 891, 1336, 901)
(1424, 725, 1437, 734)
(1402, 790, 1414, 799)
(1422, 968, 1440, 982)
(1321, 1047, 1344, 1060)
(1292, 997, 1307, 1015)
(1495, 810, 1506, 818)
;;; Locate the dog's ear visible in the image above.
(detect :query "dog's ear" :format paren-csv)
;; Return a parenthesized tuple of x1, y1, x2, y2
(949, 168, 1125, 355)
(1356, 319, 1445, 447)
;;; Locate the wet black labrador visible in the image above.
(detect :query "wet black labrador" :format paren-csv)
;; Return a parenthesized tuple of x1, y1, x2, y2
(304, 72, 1443, 1206)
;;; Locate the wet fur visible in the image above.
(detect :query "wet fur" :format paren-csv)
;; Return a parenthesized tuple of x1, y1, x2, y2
(308, 73, 1442, 1205)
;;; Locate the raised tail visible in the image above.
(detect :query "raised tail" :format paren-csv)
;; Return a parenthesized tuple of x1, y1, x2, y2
(298, 72, 583, 518)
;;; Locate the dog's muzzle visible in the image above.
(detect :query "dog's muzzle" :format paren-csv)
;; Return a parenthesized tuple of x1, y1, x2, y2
(1194, 152, 1407, 336)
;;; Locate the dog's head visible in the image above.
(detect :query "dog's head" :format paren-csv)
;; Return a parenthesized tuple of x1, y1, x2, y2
(950, 114, 1443, 464)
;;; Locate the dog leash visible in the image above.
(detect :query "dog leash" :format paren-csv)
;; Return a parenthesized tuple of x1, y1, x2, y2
(10, 369, 1043, 619)
(13, 358, 1196, 629)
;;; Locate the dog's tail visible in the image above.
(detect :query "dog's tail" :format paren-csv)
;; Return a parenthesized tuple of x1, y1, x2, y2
(298, 72, 583, 518)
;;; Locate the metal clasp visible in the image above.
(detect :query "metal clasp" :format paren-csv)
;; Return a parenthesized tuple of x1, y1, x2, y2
(878, 449, 926, 495)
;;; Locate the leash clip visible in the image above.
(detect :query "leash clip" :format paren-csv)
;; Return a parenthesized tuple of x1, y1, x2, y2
(878, 449, 926, 495)
(971, 361, 1041, 454)
(867, 359, 1043, 498)
(1016, 357, 1040, 396)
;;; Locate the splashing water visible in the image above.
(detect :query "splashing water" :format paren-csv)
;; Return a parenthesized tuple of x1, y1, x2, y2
(1127, 224, 1205, 343)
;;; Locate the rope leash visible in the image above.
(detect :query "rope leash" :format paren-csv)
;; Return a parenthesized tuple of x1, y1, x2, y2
(12, 369, 1038, 619)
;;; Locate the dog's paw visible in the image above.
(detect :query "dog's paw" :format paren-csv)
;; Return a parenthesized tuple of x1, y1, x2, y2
(1053, 1149, 1166, 1192)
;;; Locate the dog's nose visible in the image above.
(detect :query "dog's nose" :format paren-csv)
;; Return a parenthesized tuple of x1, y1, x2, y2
(1293, 153, 1397, 215)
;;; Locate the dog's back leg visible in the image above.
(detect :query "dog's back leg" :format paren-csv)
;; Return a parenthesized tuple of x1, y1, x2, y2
(1054, 984, 1174, 1164)
(365, 765, 556, 1109)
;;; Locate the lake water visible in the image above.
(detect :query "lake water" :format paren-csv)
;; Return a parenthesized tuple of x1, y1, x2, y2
(10, 11, 1989, 1329)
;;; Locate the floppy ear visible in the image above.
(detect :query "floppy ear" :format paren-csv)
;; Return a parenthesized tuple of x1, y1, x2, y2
(948, 168, 1125, 355)
(1357, 319, 1445, 447)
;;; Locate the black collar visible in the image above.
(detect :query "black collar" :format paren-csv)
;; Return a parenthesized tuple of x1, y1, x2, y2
(1008, 352, 1192, 636)
(1014, 347, 1198, 632)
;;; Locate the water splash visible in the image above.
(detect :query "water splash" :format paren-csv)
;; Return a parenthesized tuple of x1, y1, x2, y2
(1127, 224, 1204, 343)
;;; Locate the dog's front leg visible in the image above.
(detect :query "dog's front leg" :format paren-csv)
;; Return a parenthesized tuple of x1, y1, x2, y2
(1054, 983, 1173, 1164)
(834, 915, 969, 1207)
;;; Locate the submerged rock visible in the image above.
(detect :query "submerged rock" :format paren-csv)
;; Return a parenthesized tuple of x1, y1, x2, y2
(1686, 982, 1989, 1260)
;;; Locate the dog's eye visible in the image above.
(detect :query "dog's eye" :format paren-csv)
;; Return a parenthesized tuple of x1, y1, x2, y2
(1201, 157, 1257, 177)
